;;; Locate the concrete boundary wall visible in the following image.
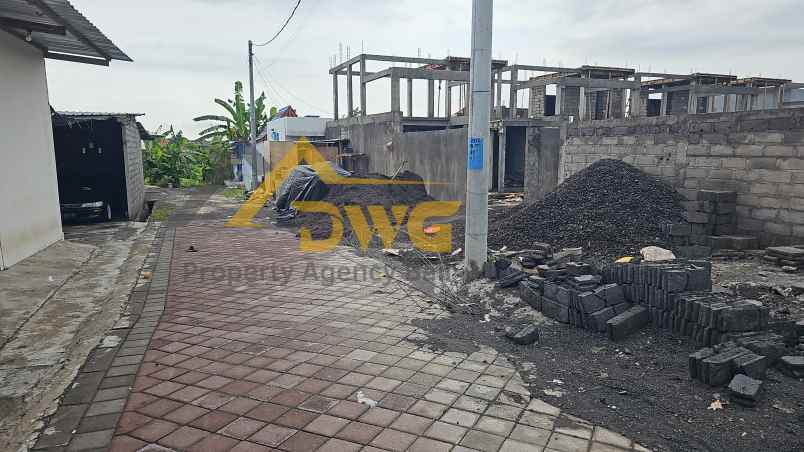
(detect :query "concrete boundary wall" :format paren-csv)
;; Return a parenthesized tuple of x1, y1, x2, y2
(559, 108, 804, 246)
(326, 112, 468, 201)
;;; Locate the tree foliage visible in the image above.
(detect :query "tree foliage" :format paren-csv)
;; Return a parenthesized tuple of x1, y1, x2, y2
(143, 127, 210, 187)
(193, 81, 275, 142)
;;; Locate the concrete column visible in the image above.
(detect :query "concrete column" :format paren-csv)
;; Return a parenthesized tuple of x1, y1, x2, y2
(555, 84, 563, 116)
(687, 82, 698, 114)
(578, 87, 586, 121)
(359, 56, 367, 116)
(498, 127, 507, 192)
(509, 69, 518, 119)
(332, 74, 339, 119)
(724, 93, 733, 112)
(777, 85, 785, 109)
(629, 76, 642, 117)
(346, 65, 354, 117)
(707, 96, 715, 113)
(660, 92, 668, 116)
(620, 89, 628, 118)
(407, 78, 413, 117)
(391, 76, 401, 113)
(427, 79, 435, 117)
(445, 84, 451, 118)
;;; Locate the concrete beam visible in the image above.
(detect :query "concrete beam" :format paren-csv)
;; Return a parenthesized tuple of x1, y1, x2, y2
(635, 72, 693, 79)
(329, 53, 448, 74)
(501, 64, 577, 73)
(392, 67, 470, 81)
(520, 77, 639, 90)
(363, 68, 393, 84)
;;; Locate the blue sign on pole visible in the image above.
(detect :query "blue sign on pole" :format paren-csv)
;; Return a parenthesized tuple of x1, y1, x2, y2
(468, 137, 484, 171)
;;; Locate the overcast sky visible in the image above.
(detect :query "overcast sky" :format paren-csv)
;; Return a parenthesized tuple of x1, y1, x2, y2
(45, 0, 803, 138)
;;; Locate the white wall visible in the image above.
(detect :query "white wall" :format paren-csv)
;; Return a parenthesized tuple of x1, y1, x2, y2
(0, 30, 64, 269)
(266, 117, 329, 141)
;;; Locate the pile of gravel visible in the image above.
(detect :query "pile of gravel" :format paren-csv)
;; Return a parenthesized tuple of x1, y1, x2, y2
(488, 159, 686, 265)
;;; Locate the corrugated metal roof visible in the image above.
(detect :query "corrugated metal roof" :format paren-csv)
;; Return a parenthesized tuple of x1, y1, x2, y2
(0, 0, 130, 64)
(56, 111, 144, 117)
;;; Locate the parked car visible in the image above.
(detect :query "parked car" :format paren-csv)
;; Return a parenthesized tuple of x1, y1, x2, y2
(59, 185, 112, 222)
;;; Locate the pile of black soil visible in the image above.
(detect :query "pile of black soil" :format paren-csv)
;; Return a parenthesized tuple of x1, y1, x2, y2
(486, 159, 686, 266)
(286, 171, 432, 243)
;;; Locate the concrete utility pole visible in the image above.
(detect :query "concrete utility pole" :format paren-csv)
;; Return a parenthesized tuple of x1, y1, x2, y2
(248, 40, 259, 191)
(464, 0, 493, 279)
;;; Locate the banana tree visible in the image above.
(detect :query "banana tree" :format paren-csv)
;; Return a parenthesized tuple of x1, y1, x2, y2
(194, 81, 276, 141)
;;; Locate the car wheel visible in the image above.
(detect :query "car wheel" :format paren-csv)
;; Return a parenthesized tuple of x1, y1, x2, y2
(106, 203, 112, 221)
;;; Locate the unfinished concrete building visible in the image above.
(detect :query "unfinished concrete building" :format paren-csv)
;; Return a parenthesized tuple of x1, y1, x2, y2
(325, 53, 804, 221)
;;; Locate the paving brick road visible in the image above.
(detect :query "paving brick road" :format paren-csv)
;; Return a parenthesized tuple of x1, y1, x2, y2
(33, 190, 651, 452)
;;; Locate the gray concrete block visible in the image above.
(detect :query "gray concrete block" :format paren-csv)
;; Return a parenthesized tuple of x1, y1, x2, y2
(778, 356, 804, 378)
(728, 374, 763, 407)
(687, 348, 715, 380)
(506, 324, 540, 345)
(588, 307, 616, 333)
(542, 297, 569, 323)
(733, 353, 768, 380)
(578, 291, 605, 314)
(607, 306, 650, 341)
(702, 347, 751, 386)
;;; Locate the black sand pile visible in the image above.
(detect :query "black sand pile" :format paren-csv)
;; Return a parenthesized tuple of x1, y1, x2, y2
(487, 159, 686, 264)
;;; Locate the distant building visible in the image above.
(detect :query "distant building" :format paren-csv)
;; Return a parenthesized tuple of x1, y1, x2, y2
(265, 114, 330, 142)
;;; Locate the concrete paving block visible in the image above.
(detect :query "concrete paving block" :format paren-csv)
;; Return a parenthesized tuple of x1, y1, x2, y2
(702, 347, 751, 386)
(733, 353, 768, 380)
(577, 292, 605, 315)
(728, 374, 763, 407)
(606, 306, 649, 341)
(778, 356, 804, 378)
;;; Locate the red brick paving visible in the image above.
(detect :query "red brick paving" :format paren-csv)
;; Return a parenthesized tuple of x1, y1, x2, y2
(106, 223, 648, 451)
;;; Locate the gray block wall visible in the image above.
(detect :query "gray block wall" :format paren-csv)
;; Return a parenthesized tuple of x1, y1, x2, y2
(121, 117, 145, 220)
(558, 108, 804, 246)
(326, 112, 467, 201)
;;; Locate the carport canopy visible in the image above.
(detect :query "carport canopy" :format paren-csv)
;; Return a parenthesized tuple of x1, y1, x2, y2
(0, 0, 130, 66)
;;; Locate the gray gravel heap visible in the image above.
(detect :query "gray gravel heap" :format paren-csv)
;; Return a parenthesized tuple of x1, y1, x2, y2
(489, 159, 686, 265)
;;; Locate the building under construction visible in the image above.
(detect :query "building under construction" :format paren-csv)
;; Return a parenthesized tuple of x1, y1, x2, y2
(325, 53, 804, 227)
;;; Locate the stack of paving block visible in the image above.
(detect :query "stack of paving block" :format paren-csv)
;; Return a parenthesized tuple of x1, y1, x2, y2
(522, 275, 649, 339)
(689, 331, 793, 387)
(662, 190, 758, 253)
(603, 260, 713, 330)
(763, 246, 804, 270)
(670, 293, 771, 347)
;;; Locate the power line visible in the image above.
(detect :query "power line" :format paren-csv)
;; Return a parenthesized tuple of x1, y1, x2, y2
(253, 55, 329, 114)
(259, 0, 322, 71)
(253, 0, 302, 47)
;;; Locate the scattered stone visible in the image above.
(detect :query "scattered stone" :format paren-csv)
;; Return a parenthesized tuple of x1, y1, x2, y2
(728, 374, 763, 407)
(505, 324, 540, 345)
(782, 266, 798, 273)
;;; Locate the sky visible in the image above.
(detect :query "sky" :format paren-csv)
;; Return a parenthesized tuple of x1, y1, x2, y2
(44, 0, 804, 138)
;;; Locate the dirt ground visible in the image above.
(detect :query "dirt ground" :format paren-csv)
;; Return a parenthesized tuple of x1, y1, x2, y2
(265, 188, 804, 452)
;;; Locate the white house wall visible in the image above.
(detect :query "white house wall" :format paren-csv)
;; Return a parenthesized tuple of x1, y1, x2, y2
(0, 30, 64, 269)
